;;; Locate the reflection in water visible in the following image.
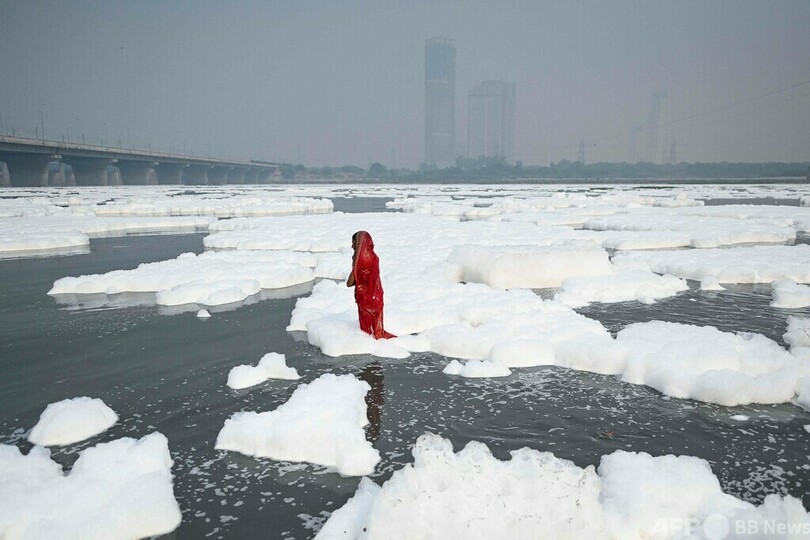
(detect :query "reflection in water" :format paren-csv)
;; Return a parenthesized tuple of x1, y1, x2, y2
(358, 362, 385, 443)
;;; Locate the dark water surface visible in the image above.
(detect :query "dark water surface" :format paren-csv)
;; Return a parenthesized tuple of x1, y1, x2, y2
(1, 212, 810, 538)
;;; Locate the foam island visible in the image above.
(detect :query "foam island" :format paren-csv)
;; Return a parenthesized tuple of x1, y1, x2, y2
(226, 352, 301, 389)
(0, 432, 181, 539)
(28, 397, 118, 447)
(49, 250, 314, 308)
(315, 433, 810, 539)
(216, 373, 380, 476)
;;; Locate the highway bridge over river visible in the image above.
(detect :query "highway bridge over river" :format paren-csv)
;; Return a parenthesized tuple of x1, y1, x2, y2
(0, 135, 279, 187)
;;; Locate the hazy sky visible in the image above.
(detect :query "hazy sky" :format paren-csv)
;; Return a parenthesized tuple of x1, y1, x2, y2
(1, 0, 809, 167)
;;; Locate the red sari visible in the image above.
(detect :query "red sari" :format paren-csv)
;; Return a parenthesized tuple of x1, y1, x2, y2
(351, 231, 395, 339)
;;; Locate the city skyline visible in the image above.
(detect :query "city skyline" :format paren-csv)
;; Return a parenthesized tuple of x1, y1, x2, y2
(1, 1, 809, 167)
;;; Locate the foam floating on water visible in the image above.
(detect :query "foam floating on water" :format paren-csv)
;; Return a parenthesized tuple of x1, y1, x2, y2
(583, 209, 796, 248)
(0, 215, 214, 255)
(795, 378, 810, 412)
(49, 250, 314, 307)
(27, 397, 118, 446)
(227, 352, 301, 389)
(612, 321, 804, 407)
(771, 280, 810, 309)
(555, 270, 688, 308)
(196, 308, 211, 318)
(92, 195, 333, 218)
(448, 244, 613, 289)
(215, 373, 380, 476)
(442, 359, 512, 378)
(315, 433, 809, 540)
(0, 432, 182, 539)
(699, 276, 725, 291)
(294, 269, 806, 406)
(614, 244, 810, 284)
(784, 316, 810, 351)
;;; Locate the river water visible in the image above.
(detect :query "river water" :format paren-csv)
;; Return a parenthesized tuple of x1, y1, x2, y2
(1, 197, 809, 539)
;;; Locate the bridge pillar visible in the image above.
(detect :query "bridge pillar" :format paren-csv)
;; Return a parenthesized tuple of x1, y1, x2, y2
(257, 170, 274, 184)
(244, 169, 259, 184)
(0, 153, 53, 186)
(0, 162, 9, 186)
(65, 165, 76, 186)
(226, 168, 245, 184)
(118, 161, 158, 185)
(48, 162, 69, 186)
(208, 166, 228, 185)
(155, 163, 186, 185)
(69, 157, 114, 186)
(182, 165, 209, 185)
(108, 167, 122, 186)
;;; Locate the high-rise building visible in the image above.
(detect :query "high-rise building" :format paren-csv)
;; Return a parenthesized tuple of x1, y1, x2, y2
(646, 91, 668, 164)
(466, 80, 516, 162)
(424, 37, 456, 168)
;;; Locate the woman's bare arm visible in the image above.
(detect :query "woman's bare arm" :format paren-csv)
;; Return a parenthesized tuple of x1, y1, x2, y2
(346, 269, 355, 287)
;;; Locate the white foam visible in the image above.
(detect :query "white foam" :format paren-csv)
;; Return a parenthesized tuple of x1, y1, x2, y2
(614, 244, 810, 284)
(555, 270, 688, 308)
(315, 433, 605, 539)
(442, 359, 512, 378)
(615, 321, 802, 406)
(196, 308, 211, 318)
(699, 276, 725, 291)
(304, 315, 412, 359)
(93, 195, 333, 218)
(795, 378, 810, 412)
(215, 373, 380, 476)
(0, 214, 215, 256)
(730, 415, 749, 421)
(290, 247, 805, 406)
(0, 432, 181, 539)
(226, 353, 300, 389)
(596, 230, 692, 250)
(783, 316, 810, 350)
(0, 227, 89, 254)
(448, 244, 613, 288)
(49, 250, 314, 307)
(584, 208, 797, 248)
(28, 397, 118, 446)
(316, 433, 809, 539)
(0, 187, 334, 257)
(771, 280, 810, 308)
(489, 321, 804, 406)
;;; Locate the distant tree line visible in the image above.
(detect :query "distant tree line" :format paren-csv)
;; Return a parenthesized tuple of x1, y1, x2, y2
(276, 158, 810, 183)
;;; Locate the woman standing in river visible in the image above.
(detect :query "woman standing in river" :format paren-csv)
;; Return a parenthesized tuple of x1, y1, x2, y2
(346, 231, 396, 339)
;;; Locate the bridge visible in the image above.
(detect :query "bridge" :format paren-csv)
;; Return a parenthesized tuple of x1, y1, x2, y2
(0, 135, 280, 187)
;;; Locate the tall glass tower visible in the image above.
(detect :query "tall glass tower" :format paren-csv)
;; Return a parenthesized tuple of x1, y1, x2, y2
(424, 37, 456, 168)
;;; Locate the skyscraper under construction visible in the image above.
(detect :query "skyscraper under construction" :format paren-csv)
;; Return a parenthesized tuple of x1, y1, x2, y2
(424, 37, 456, 168)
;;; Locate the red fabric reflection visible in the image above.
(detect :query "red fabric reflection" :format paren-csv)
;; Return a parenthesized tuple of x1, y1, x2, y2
(350, 231, 395, 339)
